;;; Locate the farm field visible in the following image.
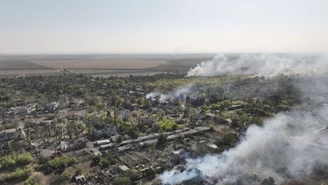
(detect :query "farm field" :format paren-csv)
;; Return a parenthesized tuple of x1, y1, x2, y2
(32, 59, 167, 69)
(0, 54, 215, 77)
(0, 69, 61, 77)
(0, 60, 53, 70)
(92, 71, 169, 77)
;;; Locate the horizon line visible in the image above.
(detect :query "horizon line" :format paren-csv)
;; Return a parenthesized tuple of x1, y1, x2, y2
(0, 52, 326, 56)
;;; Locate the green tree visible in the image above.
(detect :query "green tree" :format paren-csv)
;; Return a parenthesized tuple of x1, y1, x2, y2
(157, 133, 167, 147)
(125, 169, 142, 181)
(112, 177, 131, 185)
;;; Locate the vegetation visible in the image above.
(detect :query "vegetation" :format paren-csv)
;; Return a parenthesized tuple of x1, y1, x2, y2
(157, 133, 167, 147)
(221, 133, 237, 147)
(158, 118, 178, 132)
(49, 172, 71, 185)
(40, 155, 78, 173)
(0, 72, 306, 184)
(0, 167, 33, 182)
(112, 176, 131, 185)
(25, 175, 42, 185)
(0, 152, 34, 171)
(99, 153, 116, 169)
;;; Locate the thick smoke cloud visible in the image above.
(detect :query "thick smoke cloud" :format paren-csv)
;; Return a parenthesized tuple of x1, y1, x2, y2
(160, 55, 328, 184)
(161, 106, 328, 184)
(187, 54, 328, 77)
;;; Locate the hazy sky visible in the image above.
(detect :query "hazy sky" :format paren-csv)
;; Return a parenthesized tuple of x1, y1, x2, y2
(0, 0, 327, 54)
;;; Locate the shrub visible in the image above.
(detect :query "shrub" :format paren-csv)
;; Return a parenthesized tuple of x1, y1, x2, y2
(112, 176, 131, 185)
(41, 155, 78, 173)
(0, 167, 33, 182)
(25, 175, 41, 185)
(221, 133, 236, 146)
(62, 171, 72, 179)
(0, 152, 34, 171)
(158, 118, 178, 132)
(157, 133, 167, 147)
(99, 153, 115, 169)
(46, 113, 56, 120)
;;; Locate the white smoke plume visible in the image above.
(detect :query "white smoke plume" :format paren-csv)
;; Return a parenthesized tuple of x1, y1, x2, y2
(146, 84, 194, 102)
(160, 74, 328, 184)
(161, 109, 328, 184)
(187, 53, 328, 77)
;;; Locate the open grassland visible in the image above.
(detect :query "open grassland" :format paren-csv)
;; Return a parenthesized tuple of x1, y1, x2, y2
(32, 59, 167, 69)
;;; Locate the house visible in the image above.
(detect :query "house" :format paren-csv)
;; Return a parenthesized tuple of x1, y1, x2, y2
(15, 100, 26, 106)
(8, 104, 36, 116)
(111, 134, 121, 142)
(135, 86, 144, 92)
(70, 98, 85, 107)
(94, 139, 111, 146)
(207, 143, 219, 150)
(60, 140, 73, 152)
(0, 128, 18, 141)
(93, 125, 117, 138)
(227, 105, 243, 111)
(118, 109, 132, 120)
(8, 107, 27, 115)
(142, 117, 154, 126)
(196, 140, 207, 148)
(74, 175, 87, 184)
(117, 145, 130, 153)
(128, 90, 136, 96)
(130, 103, 140, 111)
(45, 102, 60, 112)
(171, 149, 185, 164)
(0, 142, 10, 156)
(117, 165, 130, 173)
(197, 110, 207, 120)
(123, 134, 131, 140)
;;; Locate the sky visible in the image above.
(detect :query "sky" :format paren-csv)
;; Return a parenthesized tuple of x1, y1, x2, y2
(0, 0, 327, 54)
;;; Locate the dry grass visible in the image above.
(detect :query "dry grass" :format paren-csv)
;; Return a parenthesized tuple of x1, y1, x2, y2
(32, 59, 167, 69)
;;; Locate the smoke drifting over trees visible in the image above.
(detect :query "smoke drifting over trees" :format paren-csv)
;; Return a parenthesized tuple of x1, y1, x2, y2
(161, 107, 328, 184)
(187, 54, 328, 77)
(146, 84, 194, 102)
(160, 54, 328, 184)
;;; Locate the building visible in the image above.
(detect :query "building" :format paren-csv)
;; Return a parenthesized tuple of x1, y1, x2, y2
(227, 105, 243, 111)
(118, 109, 132, 121)
(171, 149, 185, 164)
(45, 102, 60, 112)
(74, 175, 87, 184)
(93, 125, 117, 138)
(117, 165, 130, 173)
(94, 139, 111, 146)
(0, 142, 10, 156)
(0, 128, 18, 141)
(207, 143, 219, 150)
(8, 104, 36, 116)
